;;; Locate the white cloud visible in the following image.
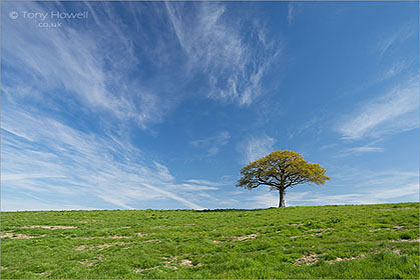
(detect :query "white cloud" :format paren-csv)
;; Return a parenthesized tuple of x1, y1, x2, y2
(337, 78, 419, 140)
(246, 192, 278, 208)
(378, 23, 417, 56)
(154, 162, 175, 182)
(2, 174, 67, 181)
(368, 183, 418, 201)
(2, 1, 172, 130)
(381, 60, 408, 80)
(165, 2, 281, 106)
(141, 183, 206, 210)
(287, 2, 303, 25)
(347, 146, 384, 153)
(179, 184, 218, 191)
(3, 1, 281, 132)
(1, 105, 208, 211)
(304, 169, 418, 205)
(97, 195, 135, 210)
(3, 2, 268, 211)
(185, 179, 225, 186)
(335, 145, 384, 158)
(243, 135, 275, 163)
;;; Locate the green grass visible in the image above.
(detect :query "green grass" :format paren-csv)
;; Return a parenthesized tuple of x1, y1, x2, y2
(1, 202, 419, 279)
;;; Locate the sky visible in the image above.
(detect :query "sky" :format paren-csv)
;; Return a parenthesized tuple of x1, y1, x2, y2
(1, 1, 419, 211)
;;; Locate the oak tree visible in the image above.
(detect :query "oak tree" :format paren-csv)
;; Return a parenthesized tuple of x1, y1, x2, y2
(237, 150, 330, 208)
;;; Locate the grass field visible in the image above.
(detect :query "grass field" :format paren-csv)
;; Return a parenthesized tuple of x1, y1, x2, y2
(1, 202, 419, 279)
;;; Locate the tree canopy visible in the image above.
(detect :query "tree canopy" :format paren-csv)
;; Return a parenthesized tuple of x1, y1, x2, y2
(237, 150, 330, 207)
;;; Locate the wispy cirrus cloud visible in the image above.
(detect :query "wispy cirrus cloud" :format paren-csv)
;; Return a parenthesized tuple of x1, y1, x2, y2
(334, 144, 385, 158)
(1, 105, 208, 211)
(336, 78, 419, 140)
(287, 2, 303, 25)
(178, 184, 218, 191)
(242, 135, 275, 163)
(185, 179, 226, 186)
(2, 1, 175, 130)
(380, 59, 410, 81)
(2, 1, 283, 211)
(346, 146, 384, 153)
(378, 23, 417, 57)
(165, 2, 281, 106)
(4, 1, 281, 133)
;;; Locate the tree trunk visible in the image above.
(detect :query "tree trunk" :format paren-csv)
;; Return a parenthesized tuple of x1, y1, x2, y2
(278, 189, 286, 208)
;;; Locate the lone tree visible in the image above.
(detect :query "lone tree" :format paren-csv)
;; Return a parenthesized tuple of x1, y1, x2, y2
(237, 150, 330, 208)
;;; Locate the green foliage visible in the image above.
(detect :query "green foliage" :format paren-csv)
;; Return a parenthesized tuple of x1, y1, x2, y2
(237, 150, 330, 207)
(237, 150, 330, 191)
(1, 202, 418, 279)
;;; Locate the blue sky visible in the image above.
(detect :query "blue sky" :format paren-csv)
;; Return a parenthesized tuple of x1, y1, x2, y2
(1, 1, 419, 211)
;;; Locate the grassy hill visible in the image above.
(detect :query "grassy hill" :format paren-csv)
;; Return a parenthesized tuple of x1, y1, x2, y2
(1, 202, 419, 279)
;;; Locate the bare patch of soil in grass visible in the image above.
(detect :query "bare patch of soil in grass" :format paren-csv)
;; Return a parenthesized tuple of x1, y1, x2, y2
(327, 254, 367, 264)
(369, 228, 385, 232)
(79, 256, 103, 267)
(232, 233, 259, 241)
(34, 272, 49, 276)
(159, 255, 200, 270)
(184, 223, 196, 227)
(161, 256, 179, 270)
(295, 254, 319, 266)
(392, 225, 405, 231)
(180, 259, 202, 267)
(79, 259, 95, 267)
(180, 259, 194, 266)
(390, 239, 420, 243)
(1, 232, 46, 239)
(305, 228, 331, 232)
(212, 240, 222, 244)
(145, 239, 160, 243)
(369, 226, 405, 232)
(75, 245, 94, 251)
(392, 249, 401, 255)
(107, 235, 132, 239)
(22, 225, 76, 230)
(97, 242, 131, 250)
